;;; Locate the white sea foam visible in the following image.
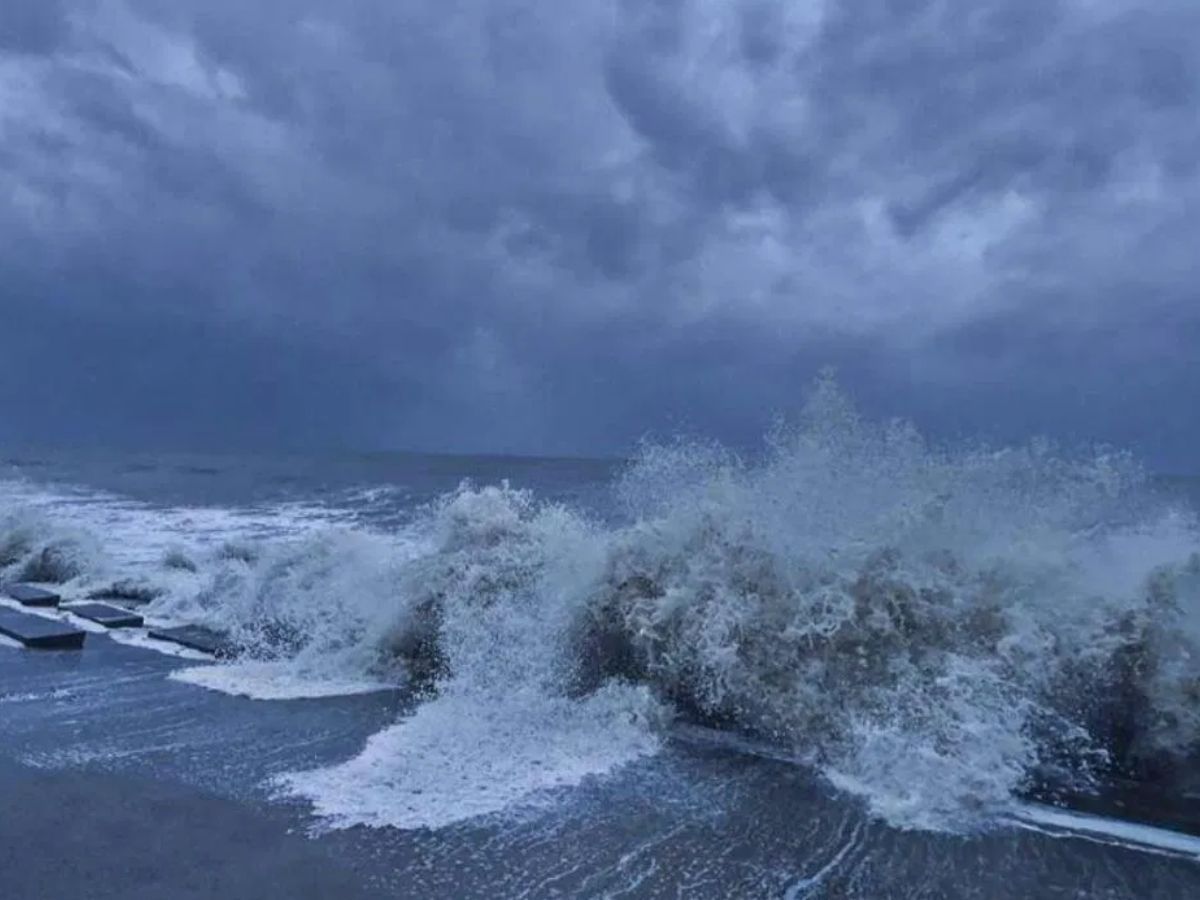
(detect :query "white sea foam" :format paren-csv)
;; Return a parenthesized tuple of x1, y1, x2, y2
(171, 661, 393, 701)
(280, 684, 662, 830)
(0, 474, 357, 588)
(1011, 804, 1200, 860)
(0, 689, 71, 703)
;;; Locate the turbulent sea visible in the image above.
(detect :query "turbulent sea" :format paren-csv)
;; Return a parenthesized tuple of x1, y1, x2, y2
(4, 384, 1200, 895)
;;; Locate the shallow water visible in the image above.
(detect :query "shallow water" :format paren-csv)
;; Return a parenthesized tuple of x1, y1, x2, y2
(2, 638, 1199, 898)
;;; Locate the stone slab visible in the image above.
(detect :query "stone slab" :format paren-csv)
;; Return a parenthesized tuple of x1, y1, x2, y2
(148, 625, 237, 658)
(4, 584, 62, 608)
(0, 608, 86, 649)
(64, 603, 145, 629)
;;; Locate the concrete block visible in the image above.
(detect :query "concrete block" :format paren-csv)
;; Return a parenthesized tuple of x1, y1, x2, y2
(4, 585, 62, 608)
(148, 625, 236, 658)
(0, 608, 86, 649)
(65, 603, 145, 629)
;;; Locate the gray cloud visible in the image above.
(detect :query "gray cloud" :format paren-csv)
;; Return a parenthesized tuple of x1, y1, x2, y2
(0, 1, 71, 55)
(1, 0, 1198, 468)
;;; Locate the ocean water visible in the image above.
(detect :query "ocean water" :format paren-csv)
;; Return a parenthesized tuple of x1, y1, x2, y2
(3, 383, 1200, 895)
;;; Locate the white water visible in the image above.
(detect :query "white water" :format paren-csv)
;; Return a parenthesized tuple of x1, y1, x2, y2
(1012, 805, 1200, 860)
(171, 661, 393, 701)
(279, 684, 662, 830)
(3, 380, 1199, 833)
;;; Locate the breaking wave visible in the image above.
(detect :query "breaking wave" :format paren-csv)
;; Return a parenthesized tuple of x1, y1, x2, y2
(3, 379, 1199, 832)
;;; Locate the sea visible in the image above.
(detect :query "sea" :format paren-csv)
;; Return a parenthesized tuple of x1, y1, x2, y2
(2, 385, 1200, 897)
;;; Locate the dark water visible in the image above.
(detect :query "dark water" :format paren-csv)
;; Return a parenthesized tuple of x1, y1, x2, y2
(1, 447, 621, 525)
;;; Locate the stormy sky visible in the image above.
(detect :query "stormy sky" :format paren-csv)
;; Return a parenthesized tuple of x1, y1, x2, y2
(2, 1, 1198, 468)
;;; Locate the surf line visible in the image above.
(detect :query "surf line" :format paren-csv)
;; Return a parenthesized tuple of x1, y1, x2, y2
(1008, 804, 1200, 861)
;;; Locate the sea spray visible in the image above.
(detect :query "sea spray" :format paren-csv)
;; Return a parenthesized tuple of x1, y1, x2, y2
(577, 380, 1200, 828)
(278, 483, 666, 829)
(279, 381, 1200, 831)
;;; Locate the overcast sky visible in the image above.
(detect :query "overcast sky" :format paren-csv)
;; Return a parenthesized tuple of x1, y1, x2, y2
(2, 1, 1198, 468)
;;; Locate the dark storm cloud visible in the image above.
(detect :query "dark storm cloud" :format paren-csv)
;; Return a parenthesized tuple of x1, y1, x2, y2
(0, 1, 71, 55)
(2, 0, 1198, 467)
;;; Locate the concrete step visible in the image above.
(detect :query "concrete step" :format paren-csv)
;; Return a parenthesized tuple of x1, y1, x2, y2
(148, 625, 237, 658)
(64, 603, 145, 629)
(0, 608, 86, 650)
(4, 585, 62, 608)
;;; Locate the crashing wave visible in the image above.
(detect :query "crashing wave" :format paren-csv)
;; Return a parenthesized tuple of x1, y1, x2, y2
(3, 379, 1198, 832)
(0, 507, 105, 584)
(332, 379, 1197, 831)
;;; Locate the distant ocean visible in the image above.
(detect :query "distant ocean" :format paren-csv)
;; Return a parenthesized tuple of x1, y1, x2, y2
(3, 387, 1200, 896)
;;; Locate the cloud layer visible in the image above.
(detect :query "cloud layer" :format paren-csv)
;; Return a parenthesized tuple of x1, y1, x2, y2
(2, 1, 1198, 465)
